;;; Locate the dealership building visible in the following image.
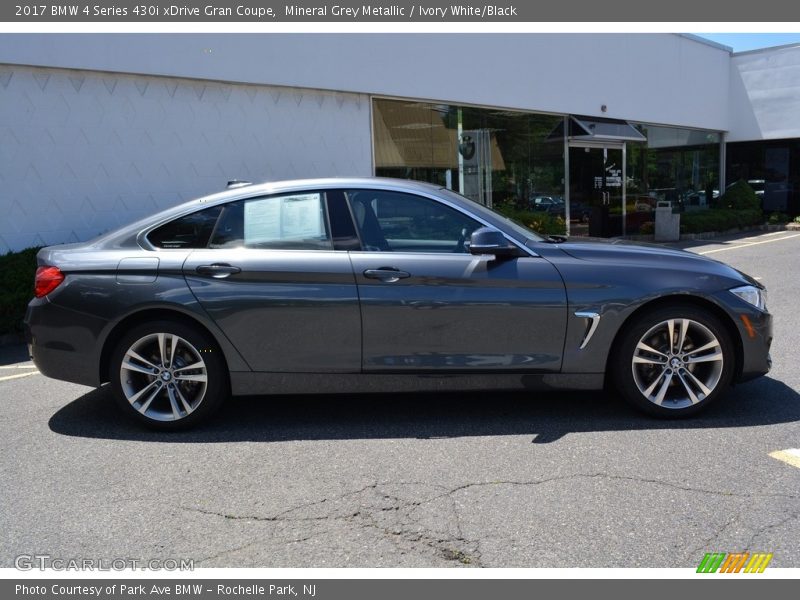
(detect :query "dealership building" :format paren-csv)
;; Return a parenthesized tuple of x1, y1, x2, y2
(1, 33, 800, 252)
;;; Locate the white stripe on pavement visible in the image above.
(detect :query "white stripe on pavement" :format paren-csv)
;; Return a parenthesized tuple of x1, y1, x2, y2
(769, 449, 800, 469)
(698, 233, 800, 254)
(0, 370, 40, 382)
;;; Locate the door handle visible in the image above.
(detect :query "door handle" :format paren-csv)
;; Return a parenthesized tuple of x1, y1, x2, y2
(363, 268, 411, 283)
(196, 263, 242, 278)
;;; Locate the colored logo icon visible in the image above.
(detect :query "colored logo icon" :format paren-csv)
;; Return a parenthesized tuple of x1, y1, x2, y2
(697, 552, 773, 573)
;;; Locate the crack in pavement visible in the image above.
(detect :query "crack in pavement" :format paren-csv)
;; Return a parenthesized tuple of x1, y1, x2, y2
(436, 473, 800, 501)
(182, 473, 797, 567)
(744, 511, 800, 553)
(195, 531, 326, 566)
(683, 512, 742, 563)
(183, 481, 479, 567)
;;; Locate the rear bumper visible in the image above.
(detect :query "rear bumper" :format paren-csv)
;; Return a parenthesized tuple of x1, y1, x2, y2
(25, 298, 107, 388)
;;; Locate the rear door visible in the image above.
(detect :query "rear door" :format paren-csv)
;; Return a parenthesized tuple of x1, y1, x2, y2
(180, 191, 360, 373)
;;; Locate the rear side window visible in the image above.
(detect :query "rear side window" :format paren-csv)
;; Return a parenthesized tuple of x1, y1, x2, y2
(147, 206, 223, 249)
(208, 192, 332, 250)
(148, 193, 333, 250)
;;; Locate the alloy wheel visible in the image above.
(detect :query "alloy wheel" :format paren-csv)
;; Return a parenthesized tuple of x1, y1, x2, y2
(119, 332, 208, 422)
(631, 318, 725, 409)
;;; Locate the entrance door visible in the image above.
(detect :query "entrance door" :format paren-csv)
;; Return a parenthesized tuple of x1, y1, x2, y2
(568, 144, 626, 237)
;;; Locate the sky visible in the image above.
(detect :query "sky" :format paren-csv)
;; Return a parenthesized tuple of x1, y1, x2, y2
(695, 33, 800, 52)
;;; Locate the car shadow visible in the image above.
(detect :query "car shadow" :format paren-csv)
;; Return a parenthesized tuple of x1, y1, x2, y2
(48, 376, 800, 444)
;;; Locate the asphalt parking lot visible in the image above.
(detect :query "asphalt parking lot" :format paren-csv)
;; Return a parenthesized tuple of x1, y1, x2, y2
(1, 230, 798, 569)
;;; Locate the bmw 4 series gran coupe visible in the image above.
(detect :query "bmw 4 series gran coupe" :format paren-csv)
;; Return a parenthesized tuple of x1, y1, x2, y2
(25, 178, 772, 429)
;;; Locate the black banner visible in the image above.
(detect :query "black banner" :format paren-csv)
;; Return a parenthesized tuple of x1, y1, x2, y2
(4, 579, 800, 600)
(3, 0, 800, 22)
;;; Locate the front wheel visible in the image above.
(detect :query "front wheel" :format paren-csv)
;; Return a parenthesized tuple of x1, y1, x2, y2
(612, 306, 735, 417)
(110, 320, 228, 430)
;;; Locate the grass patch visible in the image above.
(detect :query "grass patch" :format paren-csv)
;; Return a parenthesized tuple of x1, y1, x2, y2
(0, 247, 40, 335)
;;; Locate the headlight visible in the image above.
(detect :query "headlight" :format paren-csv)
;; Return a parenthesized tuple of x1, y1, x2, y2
(730, 285, 768, 311)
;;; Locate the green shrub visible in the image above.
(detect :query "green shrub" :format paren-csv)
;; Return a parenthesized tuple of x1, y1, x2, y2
(638, 221, 655, 235)
(717, 180, 761, 211)
(680, 209, 763, 234)
(768, 212, 790, 224)
(494, 204, 567, 235)
(0, 247, 40, 335)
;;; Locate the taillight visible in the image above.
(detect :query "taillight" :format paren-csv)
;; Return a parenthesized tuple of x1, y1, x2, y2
(34, 266, 65, 298)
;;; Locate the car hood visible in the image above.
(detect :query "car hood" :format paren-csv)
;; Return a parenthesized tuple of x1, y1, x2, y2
(530, 237, 761, 287)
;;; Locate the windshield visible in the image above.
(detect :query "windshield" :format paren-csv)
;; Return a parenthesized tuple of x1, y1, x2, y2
(436, 188, 545, 242)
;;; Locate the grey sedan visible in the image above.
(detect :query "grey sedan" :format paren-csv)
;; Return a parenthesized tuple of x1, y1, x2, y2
(25, 178, 772, 429)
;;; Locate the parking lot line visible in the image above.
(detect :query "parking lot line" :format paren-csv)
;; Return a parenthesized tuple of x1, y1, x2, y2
(769, 449, 800, 469)
(698, 233, 800, 255)
(0, 371, 39, 382)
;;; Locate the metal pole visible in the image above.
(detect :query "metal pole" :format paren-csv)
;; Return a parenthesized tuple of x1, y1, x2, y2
(622, 142, 627, 237)
(564, 116, 570, 236)
(457, 108, 465, 195)
(719, 131, 726, 194)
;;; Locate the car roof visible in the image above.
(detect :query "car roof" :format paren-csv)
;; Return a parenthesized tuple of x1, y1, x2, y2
(176, 177, 450, 217)
(201, 177, 445, 204)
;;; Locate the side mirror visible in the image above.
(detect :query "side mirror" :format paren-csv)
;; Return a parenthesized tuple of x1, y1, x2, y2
(467, 227, 519, 257)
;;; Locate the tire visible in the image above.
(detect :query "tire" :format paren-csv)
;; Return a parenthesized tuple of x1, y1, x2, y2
(110, 320, 228, 430)
(612, 305, 735, 418)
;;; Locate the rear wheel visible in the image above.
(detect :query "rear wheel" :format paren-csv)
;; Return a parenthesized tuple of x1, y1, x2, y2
(612, 306, 735, 417)
(110, 320, 228, 430)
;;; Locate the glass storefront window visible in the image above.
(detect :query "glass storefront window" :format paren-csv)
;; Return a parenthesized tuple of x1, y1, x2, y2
(727, 139, 800, 216)
(373, 98, 725, 237)
(373, 98, 565, 215)
(627, 125, 721, 212)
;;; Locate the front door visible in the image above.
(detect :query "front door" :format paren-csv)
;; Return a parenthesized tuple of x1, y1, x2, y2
(569, 144, 625, 237)
(342, 188, 568, 372)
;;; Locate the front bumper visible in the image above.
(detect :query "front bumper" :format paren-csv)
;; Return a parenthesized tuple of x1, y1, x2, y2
(733, 304, 773, 383)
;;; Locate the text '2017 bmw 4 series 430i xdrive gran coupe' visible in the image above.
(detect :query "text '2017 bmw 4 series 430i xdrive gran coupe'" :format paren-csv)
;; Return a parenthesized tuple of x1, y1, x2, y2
(25, 178, 772, 429)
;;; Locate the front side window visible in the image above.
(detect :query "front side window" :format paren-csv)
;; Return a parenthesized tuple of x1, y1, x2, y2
(345, 190, 481, 253)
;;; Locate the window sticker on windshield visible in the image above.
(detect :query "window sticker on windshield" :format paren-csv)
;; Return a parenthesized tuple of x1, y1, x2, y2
(244, 193, 324, 244)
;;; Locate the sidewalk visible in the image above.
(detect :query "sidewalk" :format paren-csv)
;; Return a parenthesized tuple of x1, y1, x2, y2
(623, 222, 799, 250)
(637, 228, 800, 252)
